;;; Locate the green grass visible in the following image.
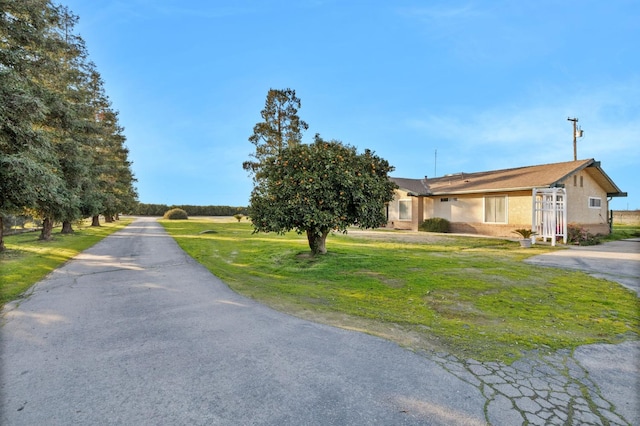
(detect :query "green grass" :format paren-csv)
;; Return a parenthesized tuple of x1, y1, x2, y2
(0, 218, 133, 306)
(601, 223, 640, 241)
(2, 217, 637, 363)
(161, 219, 640, 363)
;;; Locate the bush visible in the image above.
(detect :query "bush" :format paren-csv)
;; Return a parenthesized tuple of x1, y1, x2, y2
(567, 223, 600, 246)
(163, 208, 188, 220)
(419, 218, 450, 233)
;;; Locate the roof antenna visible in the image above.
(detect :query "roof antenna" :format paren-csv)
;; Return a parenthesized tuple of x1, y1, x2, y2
(434, 149, 437, 177)
(567, 117, 584, 161)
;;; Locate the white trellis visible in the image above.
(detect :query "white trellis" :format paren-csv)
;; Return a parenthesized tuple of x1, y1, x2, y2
(532, 188, 567, 246)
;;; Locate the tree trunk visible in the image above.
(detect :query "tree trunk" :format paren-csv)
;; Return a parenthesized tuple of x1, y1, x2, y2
(39, 217, 53, 241)
(61, 220, 74, 234)
(91, 215, 101, 227)
(306, 229, 329, 255)
(0, 216, 5, 252)
(105, 215, 114, 223)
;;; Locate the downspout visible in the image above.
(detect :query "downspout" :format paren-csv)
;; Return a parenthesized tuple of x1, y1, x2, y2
(607, 196, 613, 233)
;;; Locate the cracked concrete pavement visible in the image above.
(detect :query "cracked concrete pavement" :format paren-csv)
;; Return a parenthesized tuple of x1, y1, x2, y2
(1, 217, 638, 425)
(431, 341, 638, 425)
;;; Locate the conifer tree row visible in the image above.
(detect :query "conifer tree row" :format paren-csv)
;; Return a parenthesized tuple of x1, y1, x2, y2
(0, 0, 138, 250)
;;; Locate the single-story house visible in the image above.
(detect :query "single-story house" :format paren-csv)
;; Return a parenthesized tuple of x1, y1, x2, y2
(388, 159, 626, 243)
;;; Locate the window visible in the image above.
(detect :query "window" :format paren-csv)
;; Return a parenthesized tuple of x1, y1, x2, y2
(573, 175, 577, 186)
(484, 196, 507, 223)
(399, 200, 411, 220)
(580, 176, 584, 187)
(589, 197, 602, 208)
(440, 197, 458, 202)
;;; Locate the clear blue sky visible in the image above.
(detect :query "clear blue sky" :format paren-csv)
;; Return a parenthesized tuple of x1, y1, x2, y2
(64, 0, 639, 210)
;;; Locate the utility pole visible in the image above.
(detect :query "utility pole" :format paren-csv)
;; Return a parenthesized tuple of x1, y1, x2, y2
(567, 117, 580, 161)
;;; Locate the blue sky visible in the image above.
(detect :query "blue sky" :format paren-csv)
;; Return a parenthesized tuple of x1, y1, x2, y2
(64, 0, 639, 210)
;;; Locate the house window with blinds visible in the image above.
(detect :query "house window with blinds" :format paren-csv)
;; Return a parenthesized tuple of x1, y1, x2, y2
(399, 200, 411, 220)
(484, 196, 507, 223)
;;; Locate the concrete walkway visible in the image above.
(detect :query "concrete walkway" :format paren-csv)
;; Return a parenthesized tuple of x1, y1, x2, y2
(1, 218, 638, 425)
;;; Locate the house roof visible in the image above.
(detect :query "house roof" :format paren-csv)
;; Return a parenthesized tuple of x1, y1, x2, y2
(391, 159, 627, 197)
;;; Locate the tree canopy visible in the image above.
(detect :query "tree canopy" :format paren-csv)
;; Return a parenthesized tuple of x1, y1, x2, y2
(249, 135, 397, 255)
(0, 0, 137, 250)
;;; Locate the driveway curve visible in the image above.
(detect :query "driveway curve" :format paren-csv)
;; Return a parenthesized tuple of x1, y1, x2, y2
(1, 218, 483, 425)
(524, 238, 640, 296)
(1, 218, 638, 425)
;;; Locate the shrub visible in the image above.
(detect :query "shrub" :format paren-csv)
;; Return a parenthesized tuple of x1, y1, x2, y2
(567, 223, 600, 246)
(419, 218, 450, 233)
(163, 208, 188, 220)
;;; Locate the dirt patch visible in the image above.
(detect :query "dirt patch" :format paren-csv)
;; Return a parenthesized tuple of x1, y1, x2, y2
(355, 270, 405, 288)
(278, 306, 449, 353)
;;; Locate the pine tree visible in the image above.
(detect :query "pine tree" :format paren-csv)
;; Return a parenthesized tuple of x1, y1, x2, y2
(0, 0, 137, 247)
(243, 88, 308, 178)
(0, 0, 65, 247)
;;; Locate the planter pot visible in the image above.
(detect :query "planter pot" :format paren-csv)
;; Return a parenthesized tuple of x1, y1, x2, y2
(519, 239, 532, 248)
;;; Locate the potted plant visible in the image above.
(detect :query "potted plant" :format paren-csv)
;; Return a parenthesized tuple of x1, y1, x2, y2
(513, 228, 536, 248)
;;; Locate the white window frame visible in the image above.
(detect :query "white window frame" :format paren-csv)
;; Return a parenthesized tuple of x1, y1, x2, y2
(398, 199, 411, 220)
(588, 197, 602, 209)
(483, 195, 508, 224)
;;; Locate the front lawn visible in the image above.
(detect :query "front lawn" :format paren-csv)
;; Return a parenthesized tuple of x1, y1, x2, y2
(0, 218, 133, 307)
(161, 219, 640, 363)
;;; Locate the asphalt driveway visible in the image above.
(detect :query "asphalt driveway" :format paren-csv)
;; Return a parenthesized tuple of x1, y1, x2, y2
(1, 218, 638, 425)
(0, 218, 484, 425)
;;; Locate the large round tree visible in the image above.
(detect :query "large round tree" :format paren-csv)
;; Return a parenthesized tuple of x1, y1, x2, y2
(249, 135, 397, 255)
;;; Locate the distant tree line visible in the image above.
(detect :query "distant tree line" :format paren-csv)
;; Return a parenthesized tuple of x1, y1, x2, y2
(133, 204, 248, 217)
(0, 1, 138, 251)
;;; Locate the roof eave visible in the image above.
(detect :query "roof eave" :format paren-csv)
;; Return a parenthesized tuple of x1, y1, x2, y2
(608, 192, 628, 198)
(428, 185, 548, 196)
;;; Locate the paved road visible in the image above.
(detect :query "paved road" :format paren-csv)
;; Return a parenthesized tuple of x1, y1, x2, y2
(1, 218, 638, 425)
(525, 238, 640, 296)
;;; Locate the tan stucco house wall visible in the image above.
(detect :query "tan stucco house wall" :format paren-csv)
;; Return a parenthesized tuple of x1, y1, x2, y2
(387, 159, 625, 238)
(388, 191, 537, 237)
(562, 171, 610, 235)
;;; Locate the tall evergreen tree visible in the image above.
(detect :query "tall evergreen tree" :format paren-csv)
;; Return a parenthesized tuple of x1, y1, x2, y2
(0, 0, 137, 247)
(31, 3, 87, 240)
(243, 88, 308, 178)
(0, 0, 65, 248)
(48, 5, 93, 234)
(84, 69, 137, 226)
